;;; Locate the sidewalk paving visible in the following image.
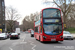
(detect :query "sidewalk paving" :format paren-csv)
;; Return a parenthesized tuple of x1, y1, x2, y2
(71, 34, 75, 39)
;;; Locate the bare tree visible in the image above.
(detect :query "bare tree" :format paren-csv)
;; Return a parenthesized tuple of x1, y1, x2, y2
(25, 15, 30, 21)
(22, 18, 29, 31)
(53, 0, 73, 23)
(6, 6, 21, 32)
(67, 4, 75, 28)
(43, 0, 74, 28)
(22, 13, 38, 31)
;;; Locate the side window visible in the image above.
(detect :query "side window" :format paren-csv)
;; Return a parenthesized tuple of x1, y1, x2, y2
(35, 27, 38, 32)
(35, 27, 39, 33)
(38, 27, 39, 33)
(40, 25, 42, 33)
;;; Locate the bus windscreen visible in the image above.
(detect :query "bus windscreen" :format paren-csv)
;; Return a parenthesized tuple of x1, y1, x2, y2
(43, 8, 61, 18)
(43, 24, 62, 35)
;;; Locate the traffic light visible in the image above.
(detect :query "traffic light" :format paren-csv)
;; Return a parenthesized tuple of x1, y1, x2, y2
(64, 24, 66, 28)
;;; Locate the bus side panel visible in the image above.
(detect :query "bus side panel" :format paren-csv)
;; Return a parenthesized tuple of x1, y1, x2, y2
(34, 32, 40, 40)
(40, 34, 43, 41)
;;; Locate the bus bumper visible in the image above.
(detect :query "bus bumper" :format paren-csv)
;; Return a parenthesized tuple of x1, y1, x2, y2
(42, 38, 63, 42)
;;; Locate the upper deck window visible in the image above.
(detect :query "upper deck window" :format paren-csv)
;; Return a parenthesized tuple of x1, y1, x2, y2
(43, 8, 61, 18)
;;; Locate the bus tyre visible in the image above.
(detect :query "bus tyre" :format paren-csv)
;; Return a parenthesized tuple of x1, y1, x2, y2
(56, 41, 58, 43)
(71, 38, 73, 40)
(31, 35, 33, 37)
(36, 39, 38, 40)
(31, 35, 32, 37)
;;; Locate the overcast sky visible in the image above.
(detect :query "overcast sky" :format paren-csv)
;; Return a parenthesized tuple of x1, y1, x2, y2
(5, 0, 55, 25)
(5, 0, 75, 25)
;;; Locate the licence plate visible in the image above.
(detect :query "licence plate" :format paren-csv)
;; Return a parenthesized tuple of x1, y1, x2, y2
(67, 37, 71, 38)
(51, 39, 56, 41)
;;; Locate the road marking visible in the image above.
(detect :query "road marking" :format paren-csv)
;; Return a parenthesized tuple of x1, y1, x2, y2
(32, 45, 36, 50)
(29, 41, 36, 50)
(23, 34, 26, 42)
(9, 47, 13, 50)
(20, 42, 27, 44)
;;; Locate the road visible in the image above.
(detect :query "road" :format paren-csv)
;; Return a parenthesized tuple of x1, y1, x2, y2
(0, 32, 75, 50)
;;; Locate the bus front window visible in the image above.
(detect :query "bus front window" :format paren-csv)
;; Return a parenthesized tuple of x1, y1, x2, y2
(43, 24, 62, 35)
(43, 8, 61, 18)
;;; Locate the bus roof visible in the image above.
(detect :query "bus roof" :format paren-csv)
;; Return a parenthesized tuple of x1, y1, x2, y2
(42, 7, 61, 11)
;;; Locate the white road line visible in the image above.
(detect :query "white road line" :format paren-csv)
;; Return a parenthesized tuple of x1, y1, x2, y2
(23, 34, 26, 42)
(20, 42, 27, 44)
(29, 41, 36, 50)
(9, 47, 13, 50)
(32, 45, 36, 50)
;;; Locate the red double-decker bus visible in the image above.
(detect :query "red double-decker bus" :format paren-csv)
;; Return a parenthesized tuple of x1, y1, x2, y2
(34, 7, 63, 42)
(28, 29, 33, 33)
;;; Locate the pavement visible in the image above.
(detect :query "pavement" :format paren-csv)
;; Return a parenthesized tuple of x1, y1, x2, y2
(71, 34, 75, 38)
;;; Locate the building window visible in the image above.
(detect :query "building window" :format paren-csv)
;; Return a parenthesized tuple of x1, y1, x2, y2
(0, 24, 1, 26)
(3, 9, 4, 11)
(3, 19, 4, 20)
(0, 8, 1, 14)
(2, 7, 4, 11)
(3, 14, 4, 16)
(2, 1, 4, 6)
(40, 26, 42, 33)
(3, 24, 5, 25)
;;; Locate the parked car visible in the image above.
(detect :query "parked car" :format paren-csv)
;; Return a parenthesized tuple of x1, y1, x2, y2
(30, 30, 34, 37)
(0, 33, 7, 40)
(10, 33, 20, 39)
(63, 31, 74, 40)
(6, 33, 9, 38)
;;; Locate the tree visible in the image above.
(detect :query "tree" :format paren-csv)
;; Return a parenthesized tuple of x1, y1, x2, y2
(66, 4, 75, 28)
(22, 12, 38, 31)
(53, 0, 73, 23)
(22, 18, 29, 31)
(6, 6, 21, 32)
(43, 0, 74, 28)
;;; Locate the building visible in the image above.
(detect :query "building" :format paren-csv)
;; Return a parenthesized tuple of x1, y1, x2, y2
(14, 21, 19, 30)
(0, 0, 5, 33)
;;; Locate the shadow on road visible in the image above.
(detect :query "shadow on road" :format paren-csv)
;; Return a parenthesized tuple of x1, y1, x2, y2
(10, 38, 19, 40)
(41, 41, 63, 44)
(0, 38, 9, 40)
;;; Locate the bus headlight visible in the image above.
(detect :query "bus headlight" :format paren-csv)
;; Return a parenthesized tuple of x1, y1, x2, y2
(43, 36, 47, 39)
(60, 36, 63, 39)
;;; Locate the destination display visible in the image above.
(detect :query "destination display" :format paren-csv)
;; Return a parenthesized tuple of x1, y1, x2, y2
(44, 19, 60, 23)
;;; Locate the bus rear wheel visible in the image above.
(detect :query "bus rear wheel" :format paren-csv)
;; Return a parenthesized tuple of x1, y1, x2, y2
(56, 41, 58, 43)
